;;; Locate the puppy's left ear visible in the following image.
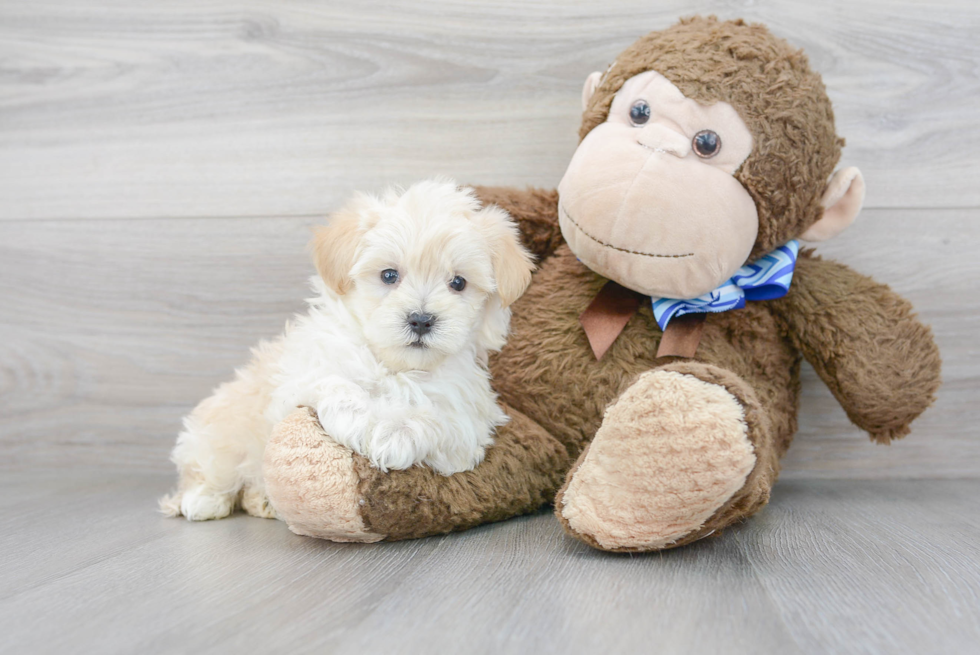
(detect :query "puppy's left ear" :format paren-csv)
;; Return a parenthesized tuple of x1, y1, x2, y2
(311, 194, 378, 295)
(476, 205, 535, 307)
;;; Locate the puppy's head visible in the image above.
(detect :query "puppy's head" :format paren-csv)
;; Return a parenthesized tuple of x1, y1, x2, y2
(312, 179, 534, 372)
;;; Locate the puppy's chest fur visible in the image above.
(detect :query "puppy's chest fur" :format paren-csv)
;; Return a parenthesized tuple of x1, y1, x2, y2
(267, 289, 507, 475)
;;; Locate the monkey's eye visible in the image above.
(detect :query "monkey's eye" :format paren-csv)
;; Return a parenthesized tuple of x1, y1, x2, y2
(449, 275, 466, 292)
(629, 100, 651, 126)
(692, 130, 721, 158)
(381, 269, 399, 285)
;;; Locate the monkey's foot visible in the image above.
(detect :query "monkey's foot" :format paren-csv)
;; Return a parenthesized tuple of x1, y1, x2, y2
(556, 363, 775, 552)
(263, 408, 383, 542)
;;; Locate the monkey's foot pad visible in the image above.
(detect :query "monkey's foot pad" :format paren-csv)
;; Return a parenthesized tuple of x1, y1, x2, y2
(556, 369, 756, 551)
(264, 408, 383, 543)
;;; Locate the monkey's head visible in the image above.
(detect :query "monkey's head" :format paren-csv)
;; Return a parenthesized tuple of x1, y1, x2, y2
(558, 16, 865, 299)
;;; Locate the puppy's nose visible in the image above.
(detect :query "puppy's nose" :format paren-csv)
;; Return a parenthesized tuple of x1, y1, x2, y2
(407, 312, 436, 336)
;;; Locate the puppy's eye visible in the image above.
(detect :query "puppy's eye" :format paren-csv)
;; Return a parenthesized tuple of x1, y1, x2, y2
(692, 130, 721, 158)
(381, 269, 399, 285)
(449, 275, 466, 292)
(629, 100, 651, 126)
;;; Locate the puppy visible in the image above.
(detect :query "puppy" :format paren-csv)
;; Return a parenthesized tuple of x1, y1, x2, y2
(160, 179, 534, 521)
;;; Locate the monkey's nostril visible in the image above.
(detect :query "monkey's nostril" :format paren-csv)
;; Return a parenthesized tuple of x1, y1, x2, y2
(407, 312, 436, 337)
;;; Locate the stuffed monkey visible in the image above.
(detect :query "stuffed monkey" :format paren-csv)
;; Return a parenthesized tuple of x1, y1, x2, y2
(263, 17, 941, 551)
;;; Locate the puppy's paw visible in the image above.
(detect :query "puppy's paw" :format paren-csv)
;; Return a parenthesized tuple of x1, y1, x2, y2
(180, 487, 235, 521)
(241, 485, 277, 519)
(367, 417, 431, 472)
(316, 378, 371, 444)
(424, 443, 488, 477)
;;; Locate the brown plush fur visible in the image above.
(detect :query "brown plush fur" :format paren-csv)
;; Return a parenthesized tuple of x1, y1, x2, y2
(266, 404, 570, 541)
(472, 186, 563, 262)
(772, 252, 942, 443)
(354, 403, 569, 539)
(265, 17, 941, 551)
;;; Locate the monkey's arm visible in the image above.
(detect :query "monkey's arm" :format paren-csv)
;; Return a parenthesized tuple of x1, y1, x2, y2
(771, 252, 941, 443)
(472, 186, 563, 262)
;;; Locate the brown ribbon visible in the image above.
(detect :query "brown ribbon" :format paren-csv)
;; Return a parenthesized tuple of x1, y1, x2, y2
(655, 312, 706, 358)
(579, 280, 706, 360)
(579, 281, 643, 360)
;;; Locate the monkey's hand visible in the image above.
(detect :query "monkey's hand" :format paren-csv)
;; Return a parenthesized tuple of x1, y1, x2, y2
(771, 252, 941, 443)
(471, 186, 563, 262)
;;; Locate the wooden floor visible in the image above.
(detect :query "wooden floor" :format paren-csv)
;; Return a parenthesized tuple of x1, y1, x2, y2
(2, 1, 979, 653)
(1, 473, 978, 654)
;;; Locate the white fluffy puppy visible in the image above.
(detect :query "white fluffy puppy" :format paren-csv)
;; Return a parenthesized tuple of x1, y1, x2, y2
(161, 179, 534, 521)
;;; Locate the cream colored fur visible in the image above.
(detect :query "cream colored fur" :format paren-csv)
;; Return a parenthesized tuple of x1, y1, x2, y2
(160, 180, 534, 521)
(559, 370, 756, 550)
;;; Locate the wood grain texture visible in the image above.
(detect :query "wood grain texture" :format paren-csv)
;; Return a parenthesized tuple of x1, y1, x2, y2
(1, 208, 976, 476)
(735, 479, 980, 653)
(1, 473, 978, 654)
(0, 0, 978, 220)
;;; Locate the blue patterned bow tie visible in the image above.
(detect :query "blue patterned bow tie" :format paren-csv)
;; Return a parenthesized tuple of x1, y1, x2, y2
(651, 240, 800, 330)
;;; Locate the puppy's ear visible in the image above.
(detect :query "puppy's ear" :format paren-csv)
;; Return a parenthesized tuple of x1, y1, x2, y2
(476, 205, 535, 308)
(311, 195, 378, 295)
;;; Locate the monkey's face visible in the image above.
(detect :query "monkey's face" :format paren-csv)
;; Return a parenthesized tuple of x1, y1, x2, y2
(558, 71, 759, 299)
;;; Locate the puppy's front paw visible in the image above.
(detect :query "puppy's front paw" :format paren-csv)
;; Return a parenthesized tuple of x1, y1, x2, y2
(241, 485, 277, 519)
(367, 418, 430, 472)
(316, 378, 371, 445)
(179, 488, 235, 521)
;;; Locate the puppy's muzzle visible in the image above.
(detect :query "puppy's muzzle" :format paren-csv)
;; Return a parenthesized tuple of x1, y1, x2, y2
(407, 312, 437, 337)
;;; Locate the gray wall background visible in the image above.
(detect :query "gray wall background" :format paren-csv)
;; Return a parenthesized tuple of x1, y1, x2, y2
(1, 0, 977, 478)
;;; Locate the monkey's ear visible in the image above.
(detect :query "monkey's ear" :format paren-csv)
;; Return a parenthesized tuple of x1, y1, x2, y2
(311, 196, 377, 295)
(581, 71, 603, 111)
(801, 167, 866, 242)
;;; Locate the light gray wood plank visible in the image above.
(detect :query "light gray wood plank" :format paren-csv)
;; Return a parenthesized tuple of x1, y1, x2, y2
(1, 473, 978, 654)
(0, 474, 182, 600)
(329, 520, 800, 655)
(0, 0, 978, 220)
(0, 216, 317, 471)
(1, 208, 976, 477)
(0, 475, 444, 654)
(735, 479, 980, 654)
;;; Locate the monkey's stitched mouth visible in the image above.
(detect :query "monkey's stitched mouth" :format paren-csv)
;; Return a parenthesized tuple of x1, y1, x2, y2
(559, 204, 693, 259)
